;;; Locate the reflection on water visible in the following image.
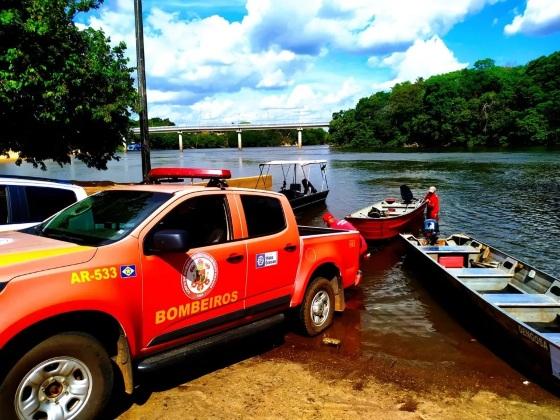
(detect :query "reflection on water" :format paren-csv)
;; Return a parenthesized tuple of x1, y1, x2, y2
(3, 145, 560, 395)
(359, 241, 436, 344)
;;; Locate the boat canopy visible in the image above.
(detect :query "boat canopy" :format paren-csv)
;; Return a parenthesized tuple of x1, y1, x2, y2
(256, 160, 328, 194)
(259, 160, 327, 167)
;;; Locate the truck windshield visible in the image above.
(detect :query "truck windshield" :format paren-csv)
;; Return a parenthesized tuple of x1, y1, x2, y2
(31, 190, 171, 246)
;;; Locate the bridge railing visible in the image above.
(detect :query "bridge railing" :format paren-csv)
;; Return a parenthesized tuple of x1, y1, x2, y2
(130, 121, 330, 134)
(130, 121, 331, 150)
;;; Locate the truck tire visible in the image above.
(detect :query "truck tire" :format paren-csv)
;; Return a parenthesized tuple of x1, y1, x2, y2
(299, 277, 335, 336)
(0, 332, 113, 420)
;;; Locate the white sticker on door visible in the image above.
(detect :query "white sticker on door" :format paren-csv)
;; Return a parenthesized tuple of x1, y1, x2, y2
(256, 251, 278, 268)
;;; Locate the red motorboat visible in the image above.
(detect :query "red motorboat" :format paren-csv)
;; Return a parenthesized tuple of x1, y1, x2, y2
(345, 185, 427, 240)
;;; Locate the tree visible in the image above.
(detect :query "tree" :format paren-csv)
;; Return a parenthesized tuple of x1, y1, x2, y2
(388, 81, 425, 144)
(131, 117, 176, 149)
(327, 50, 560, 149)
(0, 0, 137, 169)
(473, 58, 496, 71)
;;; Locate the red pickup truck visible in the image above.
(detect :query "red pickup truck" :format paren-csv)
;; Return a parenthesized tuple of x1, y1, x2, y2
(0, 182, 362, 419)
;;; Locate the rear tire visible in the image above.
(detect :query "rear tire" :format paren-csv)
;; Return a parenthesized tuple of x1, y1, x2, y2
(299, 277, 335, 336)
(0, 332, 113, 420)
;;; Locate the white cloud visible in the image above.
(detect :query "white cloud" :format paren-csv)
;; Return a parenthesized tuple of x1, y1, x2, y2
(85, 3, 308, 96)
(504, 0, 560, 36)
(82, 1, 492, 124)
(244, 0, 499, 54)
(155, 79, 366, 125)
(370, 37, 467, 90)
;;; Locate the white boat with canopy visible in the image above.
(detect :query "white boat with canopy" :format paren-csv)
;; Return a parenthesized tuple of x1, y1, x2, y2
(256, 160, 329, 211)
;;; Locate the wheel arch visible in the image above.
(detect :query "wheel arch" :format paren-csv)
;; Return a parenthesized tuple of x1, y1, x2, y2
(0, 310, 134, 393)
(295, 262, 345, 312)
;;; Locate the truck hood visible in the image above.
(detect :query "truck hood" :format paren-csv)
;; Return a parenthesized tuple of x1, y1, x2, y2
(0, 231, 96, 282)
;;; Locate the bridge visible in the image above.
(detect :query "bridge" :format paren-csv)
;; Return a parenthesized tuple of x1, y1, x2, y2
(131, 121, 330, 150)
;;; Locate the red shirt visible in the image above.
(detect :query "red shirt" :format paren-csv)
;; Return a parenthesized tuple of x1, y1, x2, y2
(425, 192, 440, 220)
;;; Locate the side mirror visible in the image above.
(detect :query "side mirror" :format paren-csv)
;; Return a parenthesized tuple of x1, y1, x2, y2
(149, 229, 190, 253)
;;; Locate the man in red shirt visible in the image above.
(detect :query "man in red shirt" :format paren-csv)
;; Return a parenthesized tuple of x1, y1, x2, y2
(323, 212, 369, 258)
(424, 186, 440, 220)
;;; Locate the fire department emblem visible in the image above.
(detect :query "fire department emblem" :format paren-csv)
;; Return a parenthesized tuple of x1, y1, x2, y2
(181, 253, 218, 299)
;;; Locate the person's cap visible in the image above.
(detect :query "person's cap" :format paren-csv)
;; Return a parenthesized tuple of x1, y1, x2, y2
(428, 186, 436, 193)
(322, 212, 334, 223)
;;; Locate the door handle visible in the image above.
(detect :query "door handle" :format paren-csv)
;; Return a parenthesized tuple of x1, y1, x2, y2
(284, 244, 297, 252)
(226, 253, 244, 263)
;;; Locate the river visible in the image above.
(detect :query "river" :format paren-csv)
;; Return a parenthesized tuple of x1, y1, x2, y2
(2, 145, 560, 398)
(3, 145, 558, 274)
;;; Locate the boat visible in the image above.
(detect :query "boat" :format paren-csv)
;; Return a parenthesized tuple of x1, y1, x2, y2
(345, 185, 427, 240)
(400, 231, 560, 387)
(256, 160, 329, 211)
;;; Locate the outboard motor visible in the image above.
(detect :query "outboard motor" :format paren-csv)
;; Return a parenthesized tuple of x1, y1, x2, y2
(400, 185, 414, 204)
(423, 218, 439, 245)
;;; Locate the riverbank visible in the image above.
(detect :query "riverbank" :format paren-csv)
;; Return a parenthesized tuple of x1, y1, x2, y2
(116, 328, 560, 419)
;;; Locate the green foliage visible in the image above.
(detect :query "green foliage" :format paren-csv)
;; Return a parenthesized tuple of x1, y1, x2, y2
(0, 0, 137, 169)
(329, 52, 560, 149)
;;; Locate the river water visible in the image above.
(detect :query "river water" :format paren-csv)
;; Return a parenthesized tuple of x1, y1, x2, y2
(2, 145, 560, 398)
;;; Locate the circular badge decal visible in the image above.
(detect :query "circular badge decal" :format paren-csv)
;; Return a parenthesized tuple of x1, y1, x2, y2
(181, 253, 218, 300)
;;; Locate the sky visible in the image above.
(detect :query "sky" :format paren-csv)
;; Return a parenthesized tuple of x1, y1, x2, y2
(78, 0, 560, 126)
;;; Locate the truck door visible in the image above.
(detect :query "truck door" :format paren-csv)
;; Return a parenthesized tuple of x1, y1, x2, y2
(240, 194, 300, 308)
(140, 193, 246, 349)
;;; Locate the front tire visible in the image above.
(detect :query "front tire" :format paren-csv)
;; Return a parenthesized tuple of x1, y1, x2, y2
(0, 333, 113, 420)
(299, 277, 335, 336)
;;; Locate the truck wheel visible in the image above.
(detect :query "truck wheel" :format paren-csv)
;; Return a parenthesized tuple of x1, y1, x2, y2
(0, 333, 113, 420)
(299, 277, 335, 336)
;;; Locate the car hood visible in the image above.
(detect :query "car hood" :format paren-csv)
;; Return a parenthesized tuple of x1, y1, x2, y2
(0, 231, 96, 282)
(0, 222, 40, 233)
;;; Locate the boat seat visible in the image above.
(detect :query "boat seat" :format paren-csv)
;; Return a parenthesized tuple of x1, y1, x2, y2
(483, 293, 560, 307)
(420, 245, 480, 254)
(461, 278, 510, 292)
(540, 333, 560, 344)
(448, 268, 513, 278)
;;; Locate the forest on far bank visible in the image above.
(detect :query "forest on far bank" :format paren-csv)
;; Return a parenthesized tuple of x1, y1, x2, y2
(329, 51, 560, 149)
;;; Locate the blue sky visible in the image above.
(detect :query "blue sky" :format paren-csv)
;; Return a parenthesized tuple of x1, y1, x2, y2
(79, 0, 560, 125)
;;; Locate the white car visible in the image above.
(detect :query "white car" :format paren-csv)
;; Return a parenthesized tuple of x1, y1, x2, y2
(0, 176, 88, 232)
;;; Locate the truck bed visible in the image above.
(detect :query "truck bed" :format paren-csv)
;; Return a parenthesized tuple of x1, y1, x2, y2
(298, 225, 353, 236)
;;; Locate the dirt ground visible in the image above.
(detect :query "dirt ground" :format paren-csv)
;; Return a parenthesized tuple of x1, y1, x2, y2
(113, 326, 560, 420)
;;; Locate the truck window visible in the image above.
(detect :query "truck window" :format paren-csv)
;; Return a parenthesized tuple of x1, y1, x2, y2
(154, 194, 231, 248)
(241, 195, 286, 237)
(37, 190, 171, 246)
(0, 186, 7, 224)
(24, 186, 78, 222)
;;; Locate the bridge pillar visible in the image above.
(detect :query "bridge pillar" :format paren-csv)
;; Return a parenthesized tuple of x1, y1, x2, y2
(178, 132, 183, 152)
(297, 128, 303, 148)
(237, 129, 242, 150)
